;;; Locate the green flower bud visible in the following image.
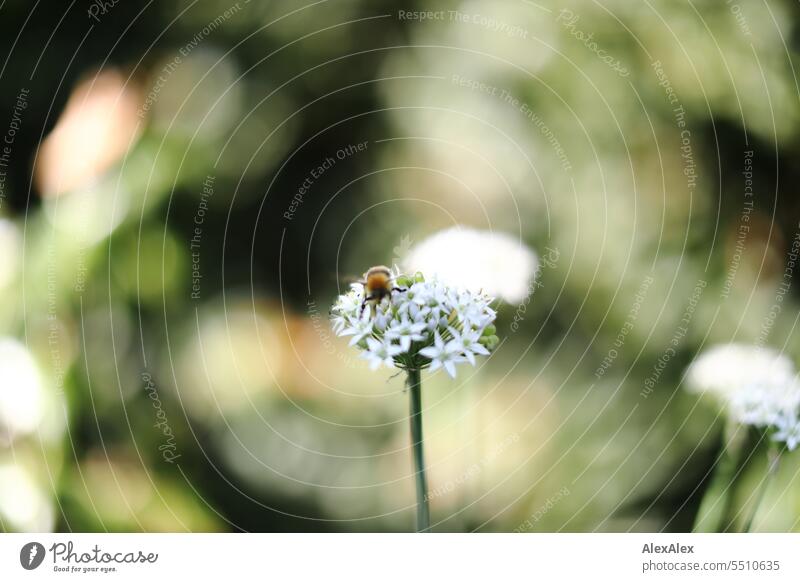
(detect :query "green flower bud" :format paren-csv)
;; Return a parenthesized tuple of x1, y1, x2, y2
(482, 324, 496, 337)
(395, 275, 413, 287)
(414, 271, 425, 283)
(479, 335, 499, 351)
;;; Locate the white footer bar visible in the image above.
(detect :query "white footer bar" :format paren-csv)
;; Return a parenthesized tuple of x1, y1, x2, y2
(1, 533, 797, 581)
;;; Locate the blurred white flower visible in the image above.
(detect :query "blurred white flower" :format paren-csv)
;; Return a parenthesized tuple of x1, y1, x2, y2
(686, 344, 795, 403)
(772, 413, 800, 451)
(404, 227, 538, 303)
(686, 343, 800, 449)
(0, 464, 54, 532)
(728, 375, 800, 427)
(331, 272, 498, 379)
(0, 338, 45, 441)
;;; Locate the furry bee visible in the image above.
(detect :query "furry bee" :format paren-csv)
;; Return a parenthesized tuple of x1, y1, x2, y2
(358, 265, 406, 315)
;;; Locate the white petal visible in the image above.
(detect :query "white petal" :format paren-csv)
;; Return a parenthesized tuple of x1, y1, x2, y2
(419, 346, 439, 359)
(387, 344, 404, 357)
(471, 343, 490, 356)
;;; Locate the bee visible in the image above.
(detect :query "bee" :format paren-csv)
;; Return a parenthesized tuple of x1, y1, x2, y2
(358, 265, 406, 315)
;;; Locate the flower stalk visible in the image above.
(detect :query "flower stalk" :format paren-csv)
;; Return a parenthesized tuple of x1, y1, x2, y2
(743, 443, 781, 532)
(692, 419, 749, 533)
(332, 267, 500, 531)
(407, 367, 430, 532)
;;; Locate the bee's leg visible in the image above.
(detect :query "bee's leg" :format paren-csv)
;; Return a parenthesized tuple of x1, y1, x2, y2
(391, 287, 407, 293)
(360, 294, 372, 316)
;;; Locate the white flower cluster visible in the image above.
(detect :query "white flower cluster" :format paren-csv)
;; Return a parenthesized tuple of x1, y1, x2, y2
(687, 344, 800, 450)
(331, 272, 499, 378)
(404, 227, 539, 304)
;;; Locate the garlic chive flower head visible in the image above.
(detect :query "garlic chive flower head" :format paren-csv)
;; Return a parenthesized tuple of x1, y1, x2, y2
(331, 271, 499, 378)
(772, 412, 800, 451)
(686, 344, 800, 451)
(404, 227, 539, 303)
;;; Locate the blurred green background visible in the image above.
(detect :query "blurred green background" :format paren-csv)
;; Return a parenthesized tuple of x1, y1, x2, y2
(1, 0, 800, 532)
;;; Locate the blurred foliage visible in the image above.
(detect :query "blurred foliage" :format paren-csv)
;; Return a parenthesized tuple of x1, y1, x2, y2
(2, 0, 800, 532)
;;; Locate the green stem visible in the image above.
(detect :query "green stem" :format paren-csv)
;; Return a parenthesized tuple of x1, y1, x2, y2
(693, 419, 748, 532)
(743, 443, 781, 532)
(407, 367, 430, 532)
(720, 423, 754, 532)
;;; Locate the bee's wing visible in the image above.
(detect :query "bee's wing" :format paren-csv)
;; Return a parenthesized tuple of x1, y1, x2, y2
(331, 274, 366, 296)
(325, 269, 362, 283)
(339, 274, 365, 285)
